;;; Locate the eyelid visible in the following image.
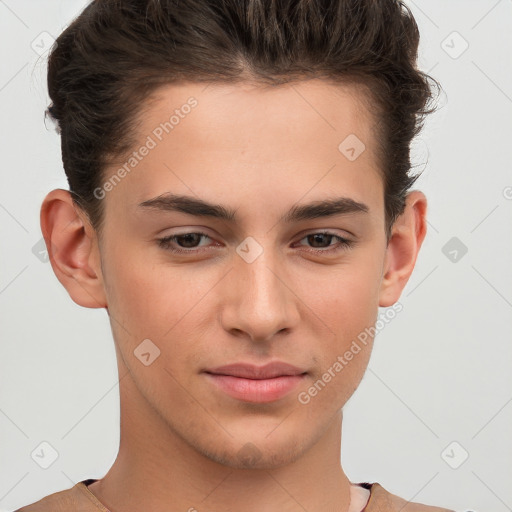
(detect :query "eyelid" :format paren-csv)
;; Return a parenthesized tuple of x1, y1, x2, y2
(297, 226, 355, 240)
(158, 226, 354, 241)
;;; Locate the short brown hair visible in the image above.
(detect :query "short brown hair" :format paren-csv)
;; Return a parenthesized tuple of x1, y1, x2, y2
(46, 0, 440, 241)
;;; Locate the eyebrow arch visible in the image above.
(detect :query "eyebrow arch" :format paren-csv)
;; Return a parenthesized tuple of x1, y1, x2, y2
(138, 193, 369, 223)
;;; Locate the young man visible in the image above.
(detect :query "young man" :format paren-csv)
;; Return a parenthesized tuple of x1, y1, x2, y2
(17, 0, 457, 511)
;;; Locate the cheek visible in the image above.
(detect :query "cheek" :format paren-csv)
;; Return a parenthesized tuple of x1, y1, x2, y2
(297, 253, 382, 335)
(102, 241, 214, 339)
(102, 248, 227, 390)
(295, 254, 380, 393)
(297, 269, 377, 410)
(101, 251, 210, 394)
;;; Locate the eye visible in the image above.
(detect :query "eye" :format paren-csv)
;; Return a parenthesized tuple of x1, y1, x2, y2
(157, 231, 213, 254)
(157, 230, 354, 255)
(293, 231, 354, 254)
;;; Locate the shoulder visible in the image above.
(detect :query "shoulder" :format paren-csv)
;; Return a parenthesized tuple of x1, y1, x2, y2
(365, 482, 456, 512)
(14, 480, 100, 512)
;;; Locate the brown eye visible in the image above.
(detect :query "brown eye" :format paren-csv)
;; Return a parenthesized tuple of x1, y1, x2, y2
(295, 231, 354, 254)
(158, 231, 213, 253)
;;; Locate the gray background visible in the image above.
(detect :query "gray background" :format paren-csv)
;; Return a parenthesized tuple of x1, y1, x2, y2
(1, 1, 511, 510)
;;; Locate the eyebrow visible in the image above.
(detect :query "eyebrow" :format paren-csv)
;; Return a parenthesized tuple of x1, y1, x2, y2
(138, 193, 369, 223)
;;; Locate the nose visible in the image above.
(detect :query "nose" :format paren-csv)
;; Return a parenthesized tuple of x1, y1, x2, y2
(219, 246, 301, 344)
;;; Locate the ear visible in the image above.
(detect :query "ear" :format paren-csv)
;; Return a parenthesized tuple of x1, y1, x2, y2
(40, 189, 107, 309)
(378, 190, 428, 307)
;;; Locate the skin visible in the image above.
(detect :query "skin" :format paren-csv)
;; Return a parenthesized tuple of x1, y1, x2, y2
(41, 79, 427, 512)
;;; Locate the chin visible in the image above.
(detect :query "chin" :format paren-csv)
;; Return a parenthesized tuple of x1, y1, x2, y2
(194, 426, 311, 470)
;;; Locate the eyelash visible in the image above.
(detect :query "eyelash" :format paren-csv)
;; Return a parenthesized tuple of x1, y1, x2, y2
(157, 231, 354, 255)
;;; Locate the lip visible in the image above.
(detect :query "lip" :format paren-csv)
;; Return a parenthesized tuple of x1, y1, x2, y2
(203, 362, 307, 403)
(204, 362, 306, 379)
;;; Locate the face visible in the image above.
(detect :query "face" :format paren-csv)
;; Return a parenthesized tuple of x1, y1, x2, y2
(94, 79, 390, 468)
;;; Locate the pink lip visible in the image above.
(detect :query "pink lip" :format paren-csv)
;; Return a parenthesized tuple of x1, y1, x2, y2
(204, 362, 306, 379)
(203, 362, 307, 403)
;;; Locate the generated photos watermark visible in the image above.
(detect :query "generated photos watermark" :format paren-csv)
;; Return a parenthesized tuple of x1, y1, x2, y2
(297, 301, 403, 404)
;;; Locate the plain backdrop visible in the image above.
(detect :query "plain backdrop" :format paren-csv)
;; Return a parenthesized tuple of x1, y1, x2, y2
(1, 1, 511, 511)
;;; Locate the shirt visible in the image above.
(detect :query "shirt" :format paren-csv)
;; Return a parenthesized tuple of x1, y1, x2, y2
(14, 479, 458, 512)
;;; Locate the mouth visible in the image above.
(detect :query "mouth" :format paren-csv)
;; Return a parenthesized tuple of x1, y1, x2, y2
(203, 362, 307, 403)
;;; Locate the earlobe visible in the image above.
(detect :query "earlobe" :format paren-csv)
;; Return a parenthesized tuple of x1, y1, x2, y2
(378, 190, 428, 308)
(40, 189, 107, 309)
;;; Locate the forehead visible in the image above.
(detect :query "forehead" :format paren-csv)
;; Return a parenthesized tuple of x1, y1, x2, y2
(137, 78, 376, 155)
(103, 79, 384, 225)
